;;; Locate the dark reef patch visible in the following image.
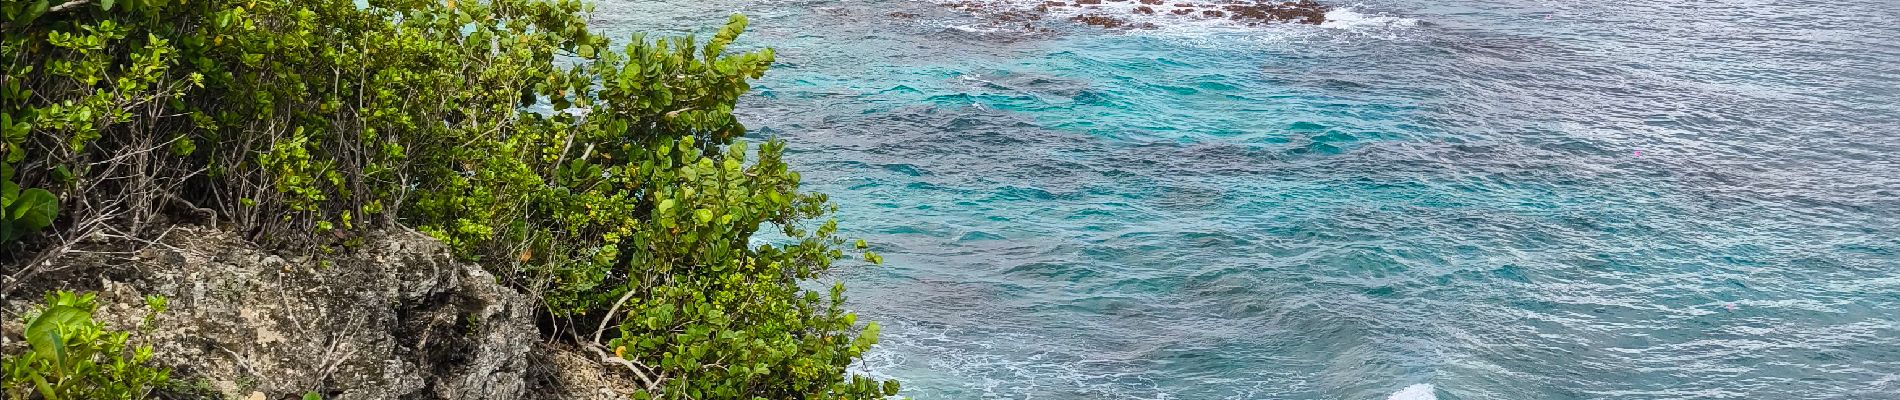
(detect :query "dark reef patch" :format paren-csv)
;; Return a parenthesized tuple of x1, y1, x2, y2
(928, 0, 1331, 31)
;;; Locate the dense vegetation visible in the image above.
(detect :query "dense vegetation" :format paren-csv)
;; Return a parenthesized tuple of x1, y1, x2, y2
(0, 0, 896, 398)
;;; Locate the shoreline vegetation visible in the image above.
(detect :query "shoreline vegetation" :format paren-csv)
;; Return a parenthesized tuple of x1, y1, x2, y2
(0, 0, 897, 399)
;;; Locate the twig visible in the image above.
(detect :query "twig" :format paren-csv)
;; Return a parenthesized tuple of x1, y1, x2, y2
(311, 316, 359, 394)
(0, 214, 115, 295)
(214, 344, 262, 377)
(552, 127, 578, 171)
(583, 342, 660, 392)
(160, 191, 217, 226)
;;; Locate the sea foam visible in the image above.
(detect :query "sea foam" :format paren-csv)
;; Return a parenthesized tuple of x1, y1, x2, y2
(1386, 384, 1437, 400)
(1320, 7, 1420, 29)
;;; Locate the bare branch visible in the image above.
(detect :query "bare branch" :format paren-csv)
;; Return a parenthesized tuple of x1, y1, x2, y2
(592, 287, 639, 345)
(48, 0, 91, 13)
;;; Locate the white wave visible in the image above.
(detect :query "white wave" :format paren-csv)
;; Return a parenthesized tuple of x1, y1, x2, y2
(1386, 383, 1438, 400)
(1320, 7, 1419, 29)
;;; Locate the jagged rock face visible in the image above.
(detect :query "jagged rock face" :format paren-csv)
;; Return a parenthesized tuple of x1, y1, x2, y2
(32, 228, 540, 400)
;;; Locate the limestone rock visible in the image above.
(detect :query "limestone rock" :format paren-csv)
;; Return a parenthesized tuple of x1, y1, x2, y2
(34, 227, 540, 400)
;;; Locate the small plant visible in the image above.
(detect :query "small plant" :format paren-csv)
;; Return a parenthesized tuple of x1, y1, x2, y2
(2, 291, 170, 400)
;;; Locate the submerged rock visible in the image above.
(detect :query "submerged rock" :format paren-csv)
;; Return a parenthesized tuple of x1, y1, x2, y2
(1071, 13, 1128, 28)
(931, 0, 1330, 31)
(1222, 0, 1329, 24)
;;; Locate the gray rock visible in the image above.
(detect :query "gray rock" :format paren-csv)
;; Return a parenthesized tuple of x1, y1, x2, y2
(71, 227, 537, 400)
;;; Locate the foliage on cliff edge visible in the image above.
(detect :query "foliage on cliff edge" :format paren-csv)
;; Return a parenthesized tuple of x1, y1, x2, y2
(0, 0, 895, 398)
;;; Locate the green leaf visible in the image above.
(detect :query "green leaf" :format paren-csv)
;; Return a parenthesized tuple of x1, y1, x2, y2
(52, 165, 73, 183)
(25, 305, 88, 362)
(2, 179, 17, 203)
(5, 142, 24, 164)
(10, 188, 58, 231)
(21, 0, 48, 24)
(50, 329, 67, 370)
(304, 392, 323, 400)
(100, 0, 114, 11)
(31, 371, 58, 400)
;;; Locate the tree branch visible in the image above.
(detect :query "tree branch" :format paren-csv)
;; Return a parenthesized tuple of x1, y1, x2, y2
(48, 0, 91, 13)
(592, 287, 639, 345)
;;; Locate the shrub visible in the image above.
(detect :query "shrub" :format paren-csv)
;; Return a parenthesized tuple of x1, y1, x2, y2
(2, 0, 896, 398)
(1, 291, 170, 400)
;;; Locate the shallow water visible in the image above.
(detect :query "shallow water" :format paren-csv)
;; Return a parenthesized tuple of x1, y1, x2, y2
(591, 0, 1900, 398)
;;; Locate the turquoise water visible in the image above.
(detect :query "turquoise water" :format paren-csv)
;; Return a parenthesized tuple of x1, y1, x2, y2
(593, 1, 1900, 398)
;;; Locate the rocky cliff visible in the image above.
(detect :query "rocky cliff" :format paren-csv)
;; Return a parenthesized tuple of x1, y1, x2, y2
(1, 227, 635, 400)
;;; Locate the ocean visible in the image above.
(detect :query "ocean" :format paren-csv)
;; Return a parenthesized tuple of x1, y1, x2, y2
(589, 0, 1900, 398)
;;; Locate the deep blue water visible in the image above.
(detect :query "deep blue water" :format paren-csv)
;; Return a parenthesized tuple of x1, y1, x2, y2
(593, 1, 1900, 398)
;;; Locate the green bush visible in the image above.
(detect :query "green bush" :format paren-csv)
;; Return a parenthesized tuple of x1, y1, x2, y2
(2, 291, 170, 400)
(2, 0, 896, 398)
